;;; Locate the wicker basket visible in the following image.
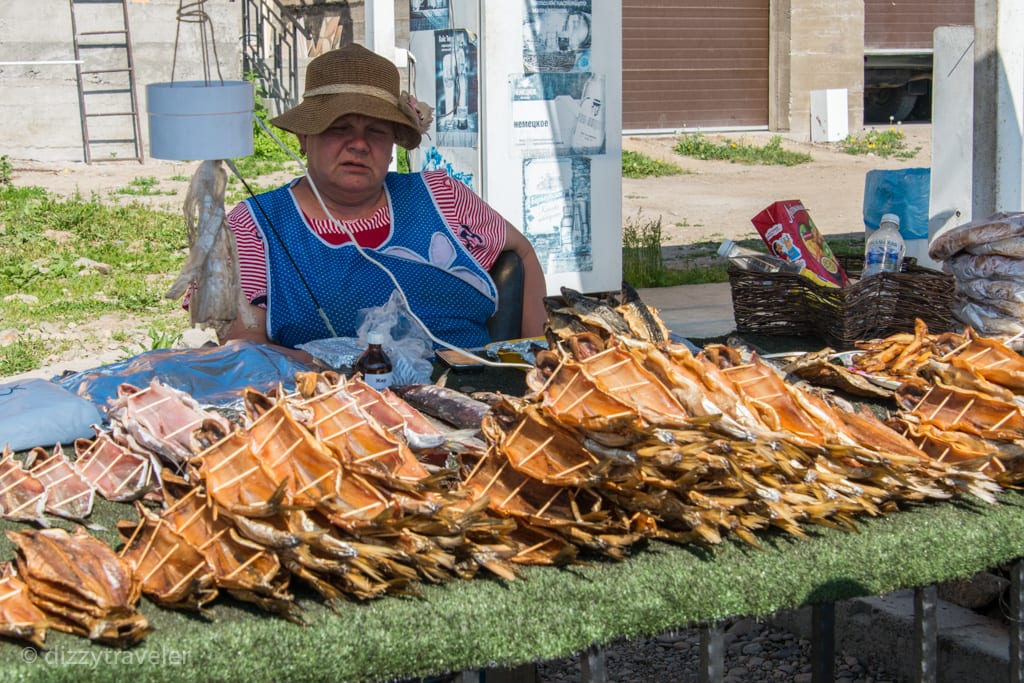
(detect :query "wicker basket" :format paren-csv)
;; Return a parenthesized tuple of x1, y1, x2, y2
(727, 255, 955, 349)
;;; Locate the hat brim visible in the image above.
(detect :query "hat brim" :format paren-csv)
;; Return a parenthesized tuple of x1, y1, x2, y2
(270, 93, 422, 150)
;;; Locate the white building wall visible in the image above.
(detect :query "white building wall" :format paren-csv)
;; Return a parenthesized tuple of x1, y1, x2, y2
(0, 0, 241, 162)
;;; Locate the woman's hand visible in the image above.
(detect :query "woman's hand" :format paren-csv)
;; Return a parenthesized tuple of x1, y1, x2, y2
(223, 303, 317, 366)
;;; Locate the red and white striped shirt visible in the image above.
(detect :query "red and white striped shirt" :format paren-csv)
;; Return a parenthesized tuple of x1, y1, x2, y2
(230, 170, 508, 306)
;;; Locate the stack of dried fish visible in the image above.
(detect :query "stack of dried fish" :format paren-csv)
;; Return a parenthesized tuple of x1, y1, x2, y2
(0, 444, 96, 526)
(0, 285, 1015, 647)
(0, 562, 48, 648)
(461, 285, 998, 553)
(5, 527, 150, 648)
(0, 378, 216, 527)
(112, 373, 523, 619)
(842, 320, 1024, 482)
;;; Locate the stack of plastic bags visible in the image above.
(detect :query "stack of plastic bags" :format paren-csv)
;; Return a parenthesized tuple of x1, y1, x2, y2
(930, 212, 1024, 339)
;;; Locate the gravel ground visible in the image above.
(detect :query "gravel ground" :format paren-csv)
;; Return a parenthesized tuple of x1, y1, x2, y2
(535, 617, 899, 683)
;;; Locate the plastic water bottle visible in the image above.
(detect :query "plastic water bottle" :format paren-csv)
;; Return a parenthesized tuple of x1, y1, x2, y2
(718, 239, 804, 274)
(354, 332, 393, 390)
(862, 213, 905, 278)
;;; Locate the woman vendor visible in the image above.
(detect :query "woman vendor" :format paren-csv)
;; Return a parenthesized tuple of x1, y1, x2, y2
(219, 43, 547, 364)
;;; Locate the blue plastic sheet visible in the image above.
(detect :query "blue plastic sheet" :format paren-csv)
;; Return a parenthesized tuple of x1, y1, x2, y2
(863, 167, 930, 240)
(56, 339, 313, 413)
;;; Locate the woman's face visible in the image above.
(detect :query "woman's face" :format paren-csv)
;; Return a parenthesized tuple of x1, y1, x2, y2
(302, 113, 396, 202)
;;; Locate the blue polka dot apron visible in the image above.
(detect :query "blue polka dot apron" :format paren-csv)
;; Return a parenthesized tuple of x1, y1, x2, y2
(249, 172, 498, 349)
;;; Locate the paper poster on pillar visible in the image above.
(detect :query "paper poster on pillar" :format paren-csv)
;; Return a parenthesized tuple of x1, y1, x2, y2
(407, 1, 481, 187)
(409, 0, 450, 32)
(510, 72, 606, 157)
(481, 0, 620, 294)
(522, 157, 593, 274)
(433, 29, 478, 148)
(419, 146, 478, 192)
(522, 0, 592, 73)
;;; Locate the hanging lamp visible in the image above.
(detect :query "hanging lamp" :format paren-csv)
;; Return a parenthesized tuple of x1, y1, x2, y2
(146, 0, 253, 160)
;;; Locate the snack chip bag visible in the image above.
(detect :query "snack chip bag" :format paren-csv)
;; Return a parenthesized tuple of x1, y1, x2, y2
(750, 200, 849, 288)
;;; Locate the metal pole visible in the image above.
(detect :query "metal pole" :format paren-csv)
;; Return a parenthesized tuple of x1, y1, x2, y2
(913, 585, 938, 683)
(1011, 559, 1024, 683)
(580, 645, 608, 683)
(811, 603, 835, 683)
(699, 622, 724, 683)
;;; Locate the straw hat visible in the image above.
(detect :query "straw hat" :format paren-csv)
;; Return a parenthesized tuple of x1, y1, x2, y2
(271, 43, 433, 149)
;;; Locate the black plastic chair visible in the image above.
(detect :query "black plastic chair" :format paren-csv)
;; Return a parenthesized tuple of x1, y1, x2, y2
(486, 250, 525, 342)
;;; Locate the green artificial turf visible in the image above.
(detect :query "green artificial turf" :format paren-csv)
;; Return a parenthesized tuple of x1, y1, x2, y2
(0, 490, 1021, 682)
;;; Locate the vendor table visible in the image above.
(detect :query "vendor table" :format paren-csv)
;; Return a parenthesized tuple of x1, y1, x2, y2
(5, 345, 1023, 682)
(0, 489, 1022, 682)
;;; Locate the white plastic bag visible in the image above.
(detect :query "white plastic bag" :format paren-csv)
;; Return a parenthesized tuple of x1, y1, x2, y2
(355, 291, 434, 385)
(297, 291, 434, 385)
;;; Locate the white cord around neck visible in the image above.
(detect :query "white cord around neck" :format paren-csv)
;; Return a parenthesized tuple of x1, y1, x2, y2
(247, 117, 532, 371)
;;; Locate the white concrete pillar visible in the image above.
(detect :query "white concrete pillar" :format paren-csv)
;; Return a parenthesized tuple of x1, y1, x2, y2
(973, 0, 1024, 216)
(364, 0, 396, 63)
(365, 0, 398, 171)
(926, 26, 975, 269)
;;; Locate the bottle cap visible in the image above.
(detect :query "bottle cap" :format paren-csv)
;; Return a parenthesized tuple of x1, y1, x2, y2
(717, 239, 736, 258)
(367, 332, 385, 345)
(880, 213, 900, 228)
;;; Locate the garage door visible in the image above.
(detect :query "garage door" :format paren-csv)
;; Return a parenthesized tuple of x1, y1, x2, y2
(864, 0, 974, 50)
(623, 1, 770, 132)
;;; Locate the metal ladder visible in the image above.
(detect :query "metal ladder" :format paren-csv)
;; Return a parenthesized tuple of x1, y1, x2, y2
(68, 0, 144, 163)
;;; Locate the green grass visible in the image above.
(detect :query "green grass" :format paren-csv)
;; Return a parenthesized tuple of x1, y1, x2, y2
(621, 209, 865, 289)
(0, 155, 11, 187)
(622, 150, 684, 178)
(841, 126, 920, 159)
(113, 176, 177, 196)
(622, 212, 664, 287)
(0, 186, 188, 375)
(674, 134, 812, 166)
(622, 212, 729, 288)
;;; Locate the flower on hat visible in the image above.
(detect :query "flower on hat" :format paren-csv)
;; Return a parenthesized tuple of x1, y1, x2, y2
(399, 91, 434, 136)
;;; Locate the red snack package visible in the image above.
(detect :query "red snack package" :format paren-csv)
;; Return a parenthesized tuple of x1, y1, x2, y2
(750, 200, 849, 288)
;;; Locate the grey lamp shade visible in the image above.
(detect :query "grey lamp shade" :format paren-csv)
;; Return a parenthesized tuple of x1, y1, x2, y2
(147, 80, 254, 161)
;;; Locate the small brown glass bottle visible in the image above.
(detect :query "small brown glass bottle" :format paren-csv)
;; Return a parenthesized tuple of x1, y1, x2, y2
(354, 332, 393, 390)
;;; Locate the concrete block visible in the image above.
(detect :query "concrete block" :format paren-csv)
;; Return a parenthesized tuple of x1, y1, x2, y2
(937, 572, 1010, 610)
(810, 88, 849, 142)
(769, 591, 1011, 683)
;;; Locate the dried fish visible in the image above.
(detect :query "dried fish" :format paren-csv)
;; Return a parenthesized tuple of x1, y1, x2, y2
(0, 562, 48, 648)
(24, 444, 95, 522)
(8, 527, 151, 647)
(391, 384, 491, 430)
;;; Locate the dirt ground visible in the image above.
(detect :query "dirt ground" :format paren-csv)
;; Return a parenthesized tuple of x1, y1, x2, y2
(3, 124, 932, 379)
(621, 123, 932, 260)
(9, 122, 932, 245)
